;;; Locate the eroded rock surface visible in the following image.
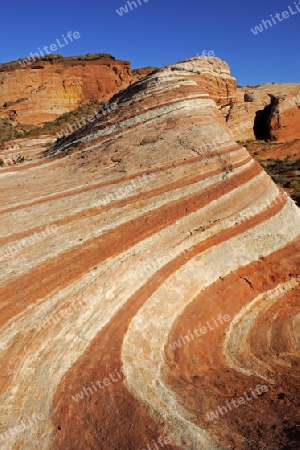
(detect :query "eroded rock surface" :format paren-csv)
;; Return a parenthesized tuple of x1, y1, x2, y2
(0, 57, 299, 450)
(227, 83, 300, 141)
(0, 54, 154, 126)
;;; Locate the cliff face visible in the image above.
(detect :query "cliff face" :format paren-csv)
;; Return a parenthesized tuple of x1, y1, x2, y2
(268, 92, 300, 141)
(0, 55, 154, 126)
(227, 83, 300, 141)
(0, 57, 299, 450)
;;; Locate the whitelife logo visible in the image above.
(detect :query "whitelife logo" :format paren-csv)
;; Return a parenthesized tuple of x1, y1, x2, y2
(141, 435, 172, 450)
(206, 385, 269, 421)
(19, 31, 81, 67)
(116, 0, 149, 16)
(289, 92, 300, 107)
(0, 225, 58, 262)
(71, 366, 126, 402)
(169, 314, 231, 351)
(0, 413, 45, 443)
(250, 2, 300, 35)
(93, 173, 155, 208)
(57, 101, 118, 138)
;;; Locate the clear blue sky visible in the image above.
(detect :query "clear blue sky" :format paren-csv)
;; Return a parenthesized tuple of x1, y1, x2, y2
(0, 0, 299, 85)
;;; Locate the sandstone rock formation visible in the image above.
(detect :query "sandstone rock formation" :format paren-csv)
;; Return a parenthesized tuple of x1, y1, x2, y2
(0, 136, 56, 164)
(0, 56, 299, 450)
(0, 152, 23, 167)
(227, 83, 300, 141)
(0, 54, 154, 126)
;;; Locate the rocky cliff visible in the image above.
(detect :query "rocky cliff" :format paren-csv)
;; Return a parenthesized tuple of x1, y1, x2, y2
(0, 56, 299, 450)
(227, 83, 300, 141)
(0, 54, 154, 126)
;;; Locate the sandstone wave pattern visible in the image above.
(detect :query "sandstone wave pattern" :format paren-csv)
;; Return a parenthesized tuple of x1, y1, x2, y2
(0, 56, 299, 450)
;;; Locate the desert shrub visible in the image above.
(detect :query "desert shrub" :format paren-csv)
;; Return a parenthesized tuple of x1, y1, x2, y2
(272, 174, 285, 186)
(289, 179, 300, 189)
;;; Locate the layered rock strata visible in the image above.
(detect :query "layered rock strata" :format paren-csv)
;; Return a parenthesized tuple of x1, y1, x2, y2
(0, 56, 299, 450)
(227, 83, 300, 141)
(0, 55, 154, 126)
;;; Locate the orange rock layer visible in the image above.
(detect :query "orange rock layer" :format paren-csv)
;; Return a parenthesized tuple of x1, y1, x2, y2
(0, 55, 154, 126)
(227, 83, 300, 141)
(0, 57, 299, 450)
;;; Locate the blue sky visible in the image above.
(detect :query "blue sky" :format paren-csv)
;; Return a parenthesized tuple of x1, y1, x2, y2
(0, 0, 299, 85)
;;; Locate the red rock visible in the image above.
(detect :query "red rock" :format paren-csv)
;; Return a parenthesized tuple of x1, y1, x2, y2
(0, 56, 299, 450)
(0, 55, 154, 126)
(227, 83, 300, 141)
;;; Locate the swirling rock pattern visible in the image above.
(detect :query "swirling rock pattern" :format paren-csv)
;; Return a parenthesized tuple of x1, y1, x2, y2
(0, 57, 299, 450)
